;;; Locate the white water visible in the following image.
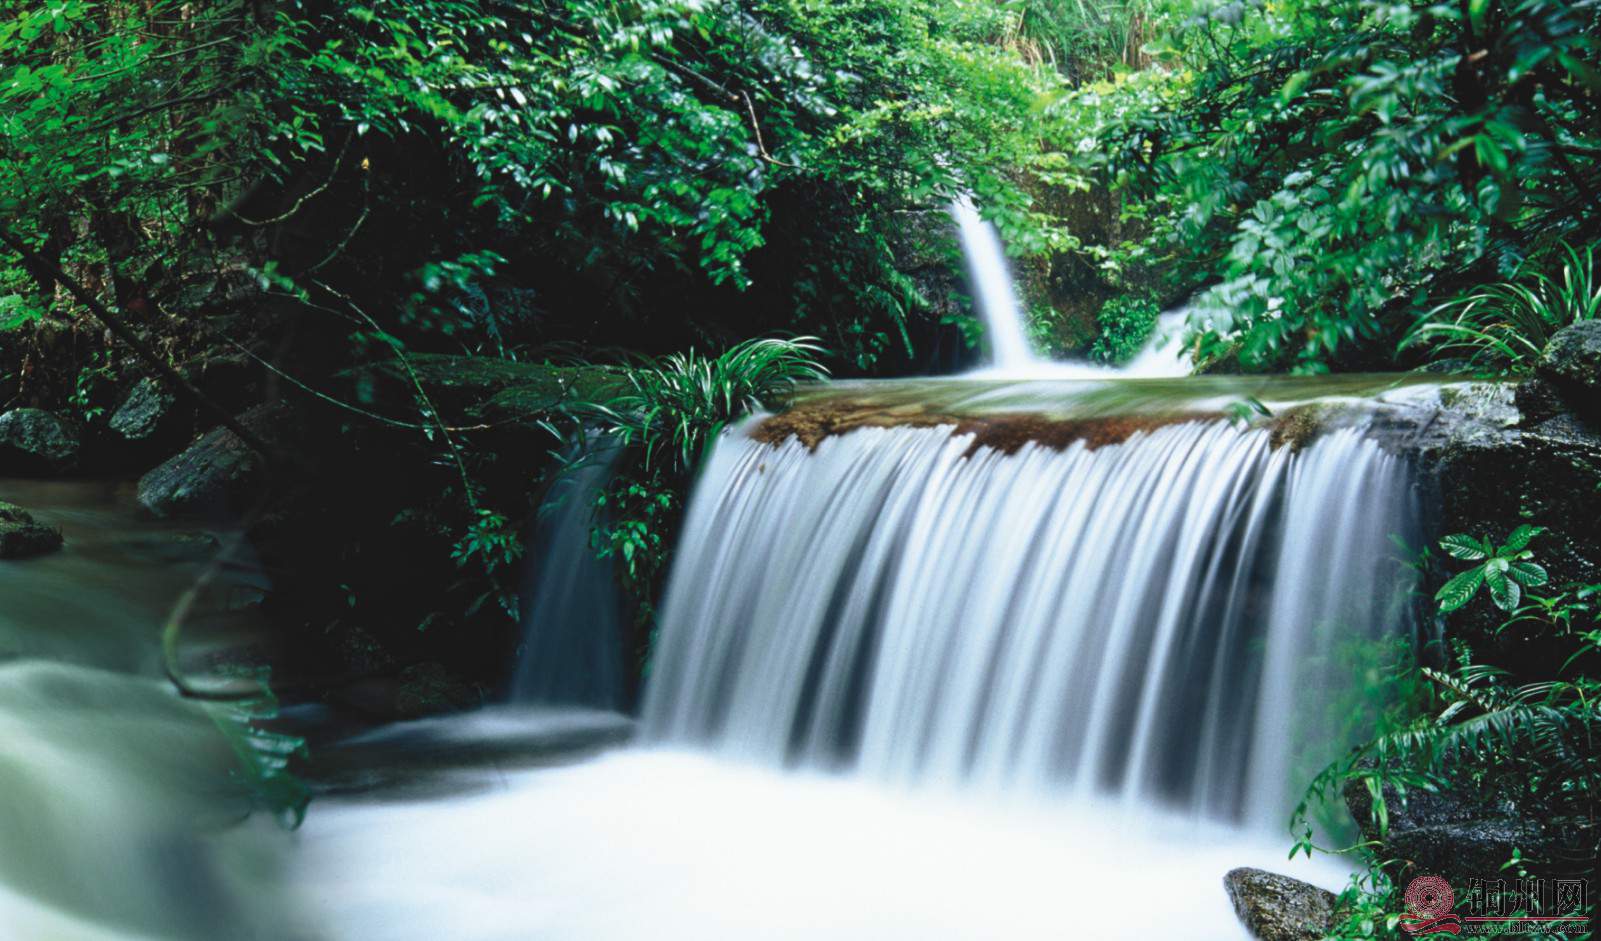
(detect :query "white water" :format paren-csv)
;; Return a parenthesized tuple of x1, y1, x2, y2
(646, 420, 1415, 825)
(950, 196, 1191, 378)
(295, 414, 1413, 940)
(295, 748, 1351, 941)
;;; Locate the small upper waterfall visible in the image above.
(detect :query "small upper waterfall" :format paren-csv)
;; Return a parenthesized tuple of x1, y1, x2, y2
(643, 415, 1416, 826)
(950, 196, 1041, 372)
(951, 195, 1191, 379)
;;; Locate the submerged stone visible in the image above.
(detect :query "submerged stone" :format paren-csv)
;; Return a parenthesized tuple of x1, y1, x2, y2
(1223, 868, 1336, 941)
(0, 501, 63, 559)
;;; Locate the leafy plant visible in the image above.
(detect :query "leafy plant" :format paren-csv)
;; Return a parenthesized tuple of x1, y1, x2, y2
(1435, 525, 1548, 613)
(200, 669, 312, 829)
(572, 336, 829, 475)
(1403, 243, 1601, 374)
(67, 351, 115, 421)
(1088, 293, 1160, 364)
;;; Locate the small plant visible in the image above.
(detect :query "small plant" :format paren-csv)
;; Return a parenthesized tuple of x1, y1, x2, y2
(68, 351, 115, 421)
(450, 508, 524, 620)
(1088, 293, 1160, 365)
(1435, 525, 1548, 613)
(1404, 242, 1600, 373)
(569, 336, 829, 474)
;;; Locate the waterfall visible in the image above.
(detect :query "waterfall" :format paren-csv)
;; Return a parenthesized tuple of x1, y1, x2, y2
(643, 417, 1416, 825)
(511, 450, 625, 709)
(951, 195, 1192, 378)
(950, 196, 1040, 372)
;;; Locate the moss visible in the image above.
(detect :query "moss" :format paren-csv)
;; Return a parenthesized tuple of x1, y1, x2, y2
(1267, 405, 1328, 452)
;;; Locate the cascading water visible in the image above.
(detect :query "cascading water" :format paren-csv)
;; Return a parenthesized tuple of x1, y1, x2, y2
(951, 194, 1191, 378)
(644, 417, 1417, 825)
(286, 200, 1433, 941)
(511, 450, 625, 708)
(950, 196, 1040, 372)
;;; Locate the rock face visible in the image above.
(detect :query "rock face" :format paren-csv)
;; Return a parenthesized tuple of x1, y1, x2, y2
(0, 408, 79, 475)
(108, 378, 178, 446)
(136, 405, 282, 519)
(1223, 868, 1337, 941)
(0, 501, 63, 559)
(1344, 777, 1593, 884)
(1538, 321, 1601, 414)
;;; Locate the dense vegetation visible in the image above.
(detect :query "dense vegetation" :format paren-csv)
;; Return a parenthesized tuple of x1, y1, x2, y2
(2, 0, 1598, 931)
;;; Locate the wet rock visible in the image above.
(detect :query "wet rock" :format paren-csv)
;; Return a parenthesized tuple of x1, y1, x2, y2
(108, 377, 178, 446)
(1538, 321, 1601, 415)
(0, 501, 63, 559)
(0, 408, 79, 475)
(1514, 376, 1567, 427)
(136, 404, 293, 519)
(1223, 868, 1336, 941)
(394, 662, 483, 719)
(1344, 777, 1595, 883)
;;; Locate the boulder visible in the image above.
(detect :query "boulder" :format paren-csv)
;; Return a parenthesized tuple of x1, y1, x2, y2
(0, 501, 63, 559)
(136, 404, 291, 519)
(0, 408, 79, 475)
(108, 377, 178, 447)
(1223, 868, 1337, 941)
(1538, 321, 1601, 415)
(1344, 777, 1595, 883)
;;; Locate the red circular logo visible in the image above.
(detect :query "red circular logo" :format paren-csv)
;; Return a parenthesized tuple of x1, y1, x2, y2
(1404, 875, 1456, 919)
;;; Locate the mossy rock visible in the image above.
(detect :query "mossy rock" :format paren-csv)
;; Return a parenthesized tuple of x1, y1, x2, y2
(0, 501, 63, 559)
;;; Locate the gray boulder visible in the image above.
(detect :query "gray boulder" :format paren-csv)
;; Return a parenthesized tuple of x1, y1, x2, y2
(1224, 868, 1337, 941)
(108, 378, 178, 446)
(1538, 321, 1601, 412)
(136, 404, 290, 519)
(0, 408, 79, 475)
(0, 501, 63, 559)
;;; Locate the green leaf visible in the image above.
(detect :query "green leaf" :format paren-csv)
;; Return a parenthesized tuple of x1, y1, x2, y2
(1436, 567, 1485, 612)
(1280, 71, 1310, 104)
(1497, 525, 1542, 554)
(1486, 566, 1520, 611)
(1440, 533, 1488, 561)
(1506, 560, 1547, 588)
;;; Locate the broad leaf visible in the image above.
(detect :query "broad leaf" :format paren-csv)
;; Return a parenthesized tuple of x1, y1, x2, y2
(1486, 566, 1520, 611)
(1498, 525, 1543, 555)
(1507, 560, 1547, 588)
(1440, 533, 1488, 561)
(1436, 567, 1485, 612)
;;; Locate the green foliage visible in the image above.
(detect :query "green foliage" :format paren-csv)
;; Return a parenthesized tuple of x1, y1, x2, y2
(1403, 242, 1601, 374)
(67, 351, 115, 421)
(550, 336, 826, 629)
(1056, 0, 1601, 371)
(1088, 292, 1159, 364)
(1014, 0, 1154, 84)
(1294, 525, 1599, 905)
(1434, 526, 1548, 613)
(573, 336, 828, 475)
(200, 670, 312, 829)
